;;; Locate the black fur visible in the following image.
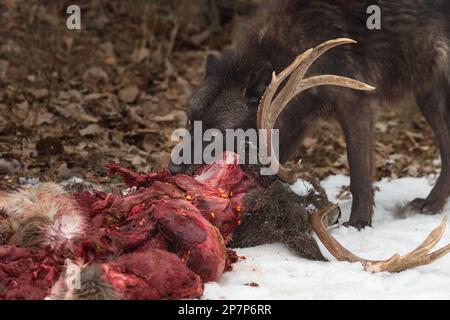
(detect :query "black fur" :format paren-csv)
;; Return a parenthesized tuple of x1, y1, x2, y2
(231, 179, 340, 261)
(171, 0, 450, 229)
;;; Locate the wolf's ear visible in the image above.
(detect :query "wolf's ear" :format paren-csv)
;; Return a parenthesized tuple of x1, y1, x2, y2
(206, 54, 220, 77)
(245, 61, 273, 104)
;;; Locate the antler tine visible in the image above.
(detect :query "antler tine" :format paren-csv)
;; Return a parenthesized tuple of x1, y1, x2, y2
(256, 48, 313, 130)
(363, 216, 448, 272)
(295, 75, 375, 97)
(256, 54, 311, 182)
(271, 75, 376, 132)
(256, 38, 375, 183)
(268, 38, 363, 124)
(405, 243, 450, 271)
(258, 39, 356, 134)
(257, 39, 355, 138)
(381, 216, 450, 272)
(311, 206, 450, 273)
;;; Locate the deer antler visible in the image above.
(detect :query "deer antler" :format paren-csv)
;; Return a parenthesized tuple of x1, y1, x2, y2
(257, 39, 450, 272)
(256, 38, 375, 183)
(311, 205, 450, 273)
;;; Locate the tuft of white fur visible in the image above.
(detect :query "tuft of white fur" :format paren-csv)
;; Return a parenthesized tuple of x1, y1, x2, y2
(2, 183, 66, 218)
(46, 212, 87, 243)
(31, 182, 67, 196)
(0, 182, 86, 248)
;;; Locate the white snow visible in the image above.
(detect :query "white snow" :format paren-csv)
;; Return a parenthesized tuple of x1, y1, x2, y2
(290, 179, 316, 197)
(203, 175, 450, 300)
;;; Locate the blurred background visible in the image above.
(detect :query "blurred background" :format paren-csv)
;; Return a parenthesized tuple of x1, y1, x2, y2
(0, 0, 440, 191)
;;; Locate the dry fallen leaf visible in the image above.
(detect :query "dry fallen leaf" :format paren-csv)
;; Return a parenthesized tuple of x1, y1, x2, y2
(79, 124, 101, 137)
(36, 111, 54, 126)
(31, 88, 49, 100)
(54, 103, 100, 123)
(132, 47, 150, 63)
(119, 85, 140, 104)
(83, 66, 109, 84)
(153, 110, 187, 126)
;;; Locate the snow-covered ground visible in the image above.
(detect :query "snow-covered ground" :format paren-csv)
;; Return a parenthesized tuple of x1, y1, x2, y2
(204, 175, 450, 300)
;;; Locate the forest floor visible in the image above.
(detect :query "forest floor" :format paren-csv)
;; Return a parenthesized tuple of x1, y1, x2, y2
(0, 0, 441, 192)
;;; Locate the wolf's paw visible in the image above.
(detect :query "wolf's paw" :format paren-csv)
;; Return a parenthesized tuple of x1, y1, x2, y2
(407, 198, 444, 215)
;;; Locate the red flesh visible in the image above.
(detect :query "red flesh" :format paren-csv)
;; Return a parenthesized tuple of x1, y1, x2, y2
(0, 153, 255, 299)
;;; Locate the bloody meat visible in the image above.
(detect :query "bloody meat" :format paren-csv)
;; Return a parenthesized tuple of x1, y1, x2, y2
(0, 153, 255, 300)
